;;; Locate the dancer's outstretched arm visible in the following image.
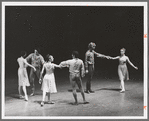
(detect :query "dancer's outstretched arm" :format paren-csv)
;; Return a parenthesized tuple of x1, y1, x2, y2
(59, 60, 70, 68)
(53, 63, 61, 68)
(24, 59, 36, 71)
(93, 51, 110, 59)
(126, 56, 138, 70)
(111, 56, 120, 60)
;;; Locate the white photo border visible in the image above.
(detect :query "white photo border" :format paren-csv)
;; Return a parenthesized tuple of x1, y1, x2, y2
(1, 2, 148, 119)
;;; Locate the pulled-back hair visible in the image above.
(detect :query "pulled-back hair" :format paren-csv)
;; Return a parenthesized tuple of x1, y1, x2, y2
(120, 48, 126, 52)
(46, 54, 54, 62)
(20, 51, 27, 58)
(72, 51, 79, 58)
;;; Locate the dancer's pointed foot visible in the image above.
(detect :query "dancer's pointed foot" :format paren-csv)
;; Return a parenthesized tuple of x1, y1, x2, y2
(41, 101, 44, 106)
(120, 90, 125, 93)
(30, 93, 35, 96)
(19, 95, 24, 99)
(25, 95, 28, 101)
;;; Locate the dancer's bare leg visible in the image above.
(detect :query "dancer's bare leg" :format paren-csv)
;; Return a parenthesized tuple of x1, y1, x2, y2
(47, 93, 54, 104)
(70, 79, 78, 105)
(18, 86, 24, 98)
(22, 86, 28, 101)
(29, 68, 35, 96)
(120, 79, 125, 93)
(41, 91, 46, 106)
(76, 78, 89, 104)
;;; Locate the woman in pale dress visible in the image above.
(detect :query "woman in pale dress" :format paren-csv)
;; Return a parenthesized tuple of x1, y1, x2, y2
(110, 48, 138, 93)
(17, 51, 36, 101)
(39, 54, 61, 106)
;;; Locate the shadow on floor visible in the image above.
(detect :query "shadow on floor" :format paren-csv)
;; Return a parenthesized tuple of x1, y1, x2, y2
(95, 88, 121, 92)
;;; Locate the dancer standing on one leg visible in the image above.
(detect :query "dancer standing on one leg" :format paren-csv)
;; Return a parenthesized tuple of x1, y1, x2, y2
(85, 42, 110, 94)
(26, 49, 45, 96)
(60, 51, 89, 105)
(17, 51, 36, 101)
(39, 54, 61, 106)
(110, 48, 138, 93)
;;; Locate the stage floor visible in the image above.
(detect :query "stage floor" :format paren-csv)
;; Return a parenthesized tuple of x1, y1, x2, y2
(4, 73, 143, 117)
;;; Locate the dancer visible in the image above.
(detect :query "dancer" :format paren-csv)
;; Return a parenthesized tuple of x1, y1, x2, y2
(110, 48, 138, 93)
(17, 51, 36, 101)
(26, 49, 45, 96)
(85, 42, 110, 94)
(60, 51, 89, 105)
(39, 54, 61, 106)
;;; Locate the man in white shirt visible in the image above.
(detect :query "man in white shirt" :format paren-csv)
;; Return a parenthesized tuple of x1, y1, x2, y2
(60, 51, 89, 105)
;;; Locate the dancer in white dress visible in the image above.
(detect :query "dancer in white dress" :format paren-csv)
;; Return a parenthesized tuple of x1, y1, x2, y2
(39, 54, 61, 106)
(17, 51, 36, 101)
(110, 48, 138, 93)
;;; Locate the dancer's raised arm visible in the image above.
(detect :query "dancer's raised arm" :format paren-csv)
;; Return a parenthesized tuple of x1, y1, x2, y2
(126, 56, 138, 70)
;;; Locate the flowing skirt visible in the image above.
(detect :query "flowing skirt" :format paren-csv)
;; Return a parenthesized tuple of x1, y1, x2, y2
(18, 67, 30, 86)
(41, 73, 57, 93)
(118, 64, 129, 81)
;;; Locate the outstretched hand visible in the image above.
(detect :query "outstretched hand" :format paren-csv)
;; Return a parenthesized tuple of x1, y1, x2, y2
(135, 67, 138, 70)
(105, 56, 112, 59)
(39, 79, 42, 84)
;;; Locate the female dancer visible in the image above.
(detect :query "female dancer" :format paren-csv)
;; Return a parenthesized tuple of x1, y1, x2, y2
(17, 51, 36, 101)
(110, 48, 138, 93)
(39, 54, 61, 106)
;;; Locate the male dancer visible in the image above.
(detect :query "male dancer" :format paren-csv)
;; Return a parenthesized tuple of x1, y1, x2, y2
(26, 49, 45, 96)
(60, 51, 89, 105)
(85, 42, 109, 94)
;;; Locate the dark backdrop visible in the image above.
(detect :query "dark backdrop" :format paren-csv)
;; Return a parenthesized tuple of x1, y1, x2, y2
(5, 6, 143, 79)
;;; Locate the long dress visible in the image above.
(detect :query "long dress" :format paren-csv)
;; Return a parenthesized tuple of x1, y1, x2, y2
(17, 57, 30, 86)
(41, 62, 57, 93)
(118, 56, 129, 81)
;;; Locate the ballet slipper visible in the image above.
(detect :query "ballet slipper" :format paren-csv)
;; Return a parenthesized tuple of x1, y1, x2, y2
(30, 93, 35, 96)
(41, 101, 44, 106)
(120, 90, 125, 93)
(25, 95, 28, 101)
(19, 95, 24, 99)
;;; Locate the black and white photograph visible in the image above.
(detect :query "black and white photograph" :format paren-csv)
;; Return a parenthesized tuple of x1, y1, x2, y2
(1, 2, 148, 119)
